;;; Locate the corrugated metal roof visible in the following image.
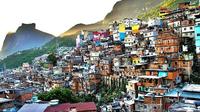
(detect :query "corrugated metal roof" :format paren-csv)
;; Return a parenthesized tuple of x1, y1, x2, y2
(181, 91, 200, 100)
(164, 88, 181, 97)
(182, 84, 200, 92)
(18, 104, 49, 112)
(44, 102, 97, 112)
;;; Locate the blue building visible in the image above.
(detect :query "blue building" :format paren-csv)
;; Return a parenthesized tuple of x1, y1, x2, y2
(195, 16, 200, 54)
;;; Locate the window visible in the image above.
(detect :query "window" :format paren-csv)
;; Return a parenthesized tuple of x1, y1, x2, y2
(189, 20, 193, 24)
(197, 33, 200, 36)
(190, 27, 193, 30)
(184, 28, 186, 30)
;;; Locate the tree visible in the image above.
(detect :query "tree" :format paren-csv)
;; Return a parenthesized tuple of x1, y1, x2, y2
(47, 53, 57, 66)
(191, 53, 200, 84)
(37, 87, 81, 103)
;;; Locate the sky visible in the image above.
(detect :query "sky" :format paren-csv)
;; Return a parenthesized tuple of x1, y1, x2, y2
(0, 0, 119, 50)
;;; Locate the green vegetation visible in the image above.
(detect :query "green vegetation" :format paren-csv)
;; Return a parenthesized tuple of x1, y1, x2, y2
(37, 87, 81, 103)
(47, 53, 57, 66)
(1, 0, 198, 69)
(37, 79, 128, 105)
(96, 78, 128, 105)
(191, 53, 200, 84)
(97, 87, 123, 106)
(0, 36, 76, 69)
(38, 87, 99, 104)
(138, 0, 198, 20)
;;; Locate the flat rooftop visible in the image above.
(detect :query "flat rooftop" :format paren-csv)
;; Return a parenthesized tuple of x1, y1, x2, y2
(0, 98, 13, 103)
(182, 84, 200, 92)
(138, 75, 164, 79)
(128, 80, 139, 84)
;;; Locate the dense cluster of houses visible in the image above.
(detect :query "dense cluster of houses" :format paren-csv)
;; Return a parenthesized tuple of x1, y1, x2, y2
(1, 1, 200, 112)
(73, 2, 200, 111)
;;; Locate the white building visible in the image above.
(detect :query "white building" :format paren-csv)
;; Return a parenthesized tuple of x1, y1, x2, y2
(181, 26, 195, 38)
(148, 19, 162, 27)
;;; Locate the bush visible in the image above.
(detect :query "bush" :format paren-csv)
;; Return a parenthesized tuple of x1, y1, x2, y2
(37, 87, 81, 103)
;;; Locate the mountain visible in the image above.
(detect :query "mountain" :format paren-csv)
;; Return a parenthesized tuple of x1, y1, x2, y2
(0, 36, 75, 69)
(60, 0, 162, 37)
(0, 0, 187, 69)
(0, 23, 55, 58)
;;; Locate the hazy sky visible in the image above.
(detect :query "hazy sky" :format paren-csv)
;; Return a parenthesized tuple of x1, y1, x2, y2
(0, 0, 119, 50)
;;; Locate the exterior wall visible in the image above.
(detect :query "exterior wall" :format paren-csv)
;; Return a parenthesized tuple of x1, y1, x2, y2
(113, 33, 120, 41)
(145, 71, 158, 76)
(178, 3, 189, 10)
(156, 31, 179, 54)
(114, 45, 123, 53)
(71, 78, 84, 94)
(119, 32, 126, 41)
(144, 96, 163, 112)
(173, 21, 181, 27)
(95, 46, 102, 51)
(119, 23, 126, 32)
(16, 93, 33, 103)
(181, 26, 195, 38)
(171, 60, 192, 68)
(0, 101, 14, 111)
(140, 79, 160, 87)
(99, 64, 112, 76)
(156, 46, 179, 54)
(135, 101, 145, 112)
(131, 56, 140, 64)
(195, 25, 200, 46)
(181, 20, 194, 26)
(166, 71, 178, 80)
(154, 89, 166, 95)
(195, 18, 200, 26)
(0, 91, 16, 99)
(144, 31, 158, 38)
(196, 46, 200, 54)
(132, 24, 140, 33)
(144, 97, 163, 104)
(182, 32, 195, 38)
(195, 25, 200, 54)
(148, 19, 162, 27)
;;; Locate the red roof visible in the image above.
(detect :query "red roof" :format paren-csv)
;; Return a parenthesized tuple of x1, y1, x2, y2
(44, 102, 97, 112)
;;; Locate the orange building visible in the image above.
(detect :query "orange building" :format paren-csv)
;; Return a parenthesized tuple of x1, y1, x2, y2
(156, 30, 179, 55)
(178, 2, 190, 10)
(62, 64, 73, 73)
(144, 93, 163, 112)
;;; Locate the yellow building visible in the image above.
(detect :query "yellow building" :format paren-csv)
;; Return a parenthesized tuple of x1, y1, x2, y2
(131, 55, 140, 64)
(119, 23, 125, 32)
(132, 24, 140, 33)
